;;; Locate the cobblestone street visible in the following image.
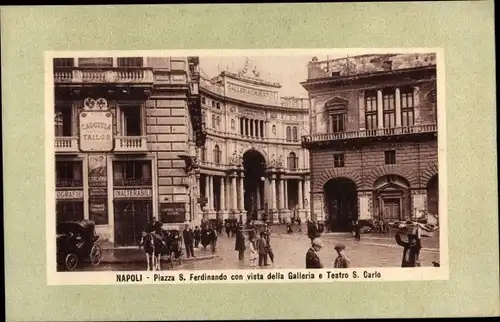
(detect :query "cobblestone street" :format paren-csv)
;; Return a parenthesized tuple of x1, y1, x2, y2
(80, 231, 440, 271)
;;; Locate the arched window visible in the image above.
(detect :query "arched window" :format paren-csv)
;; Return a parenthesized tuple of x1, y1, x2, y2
(213, 145, 221, 164)
(287, 152, 298, 169)
(216, 115, 221, 127)
(201, 97, 206, 104)
(272, 125, 276, 135)
(292, 126, 298, 141)
(286, 126, 292, 141)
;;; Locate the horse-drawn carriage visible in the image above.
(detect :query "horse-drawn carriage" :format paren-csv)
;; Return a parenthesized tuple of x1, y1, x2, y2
(140, 224, 183, 271)
(56, 220, 102, 271)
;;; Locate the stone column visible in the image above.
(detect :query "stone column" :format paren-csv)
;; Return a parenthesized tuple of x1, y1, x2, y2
(208, 175, 214, 211)
(377, 89, 384, 129)
(395, 87, 402, 127)
(239, 172, 246, 222)
(358, 91, 366, 130)
(204, 175, 210, 212)
(220, 176, 226, 218)
(270, 175, 277, 210)
(413, 86, 421, 124)
(298, 179, 303, 209)
(304, 178, 311, 220)
(231, 174, 237, 212)
(279, 178, 285, 209)
(256, 184, 261, 210)
(284, 179, 288, 209)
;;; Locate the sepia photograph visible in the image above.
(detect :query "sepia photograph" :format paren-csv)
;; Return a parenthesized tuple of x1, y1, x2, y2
(48, 49, 445, 282)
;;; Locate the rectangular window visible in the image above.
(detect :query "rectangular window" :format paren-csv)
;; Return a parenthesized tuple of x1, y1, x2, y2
(383, 91, 396, 128)
(56, 201, 84, 223)
(365, 93, 378, 130)
(56, 161, 83, 187)
(117, 57, 144, 68)
(333, 154, 345, 168)
(202, 97, 206, 104)
(53, 58, 74, 68)
(78, 57, 113, 68)
(329, 113, 345, 133)
(113, 160, 152, 186)
(401, 91, 415, 127)
(54, 105, 73, 137)
(385, 150, 396, 165)
(216, 102, 221, 109)
(120, 106, 142, 136)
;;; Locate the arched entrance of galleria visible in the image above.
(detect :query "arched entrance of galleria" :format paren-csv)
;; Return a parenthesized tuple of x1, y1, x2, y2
(243, 150, 266, 221)
(323, 178, 358, 232)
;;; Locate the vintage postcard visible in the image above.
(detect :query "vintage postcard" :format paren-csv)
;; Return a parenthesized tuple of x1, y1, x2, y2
(46, 48, 447, 285)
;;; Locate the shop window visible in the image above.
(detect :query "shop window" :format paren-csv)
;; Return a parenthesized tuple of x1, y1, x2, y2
(56, 201, 84, 223)
(56, 161, 83, 187)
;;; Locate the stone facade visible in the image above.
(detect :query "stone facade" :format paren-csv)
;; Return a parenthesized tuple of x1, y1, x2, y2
(53, 56, 203, 246)
(302, 53, 438, 230)
(197, 69, 311, 224)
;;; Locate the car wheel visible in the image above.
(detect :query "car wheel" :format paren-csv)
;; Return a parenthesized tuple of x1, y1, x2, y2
(65, 253, 79, 271)
(90, 244, 102, 266)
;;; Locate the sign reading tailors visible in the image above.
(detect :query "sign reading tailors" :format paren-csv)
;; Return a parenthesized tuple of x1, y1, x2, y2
(114, 189, 152, 199)
(79, 111, 113, 152)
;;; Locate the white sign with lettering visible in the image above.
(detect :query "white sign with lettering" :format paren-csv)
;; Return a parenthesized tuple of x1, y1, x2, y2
(56, 190, 84, 200)
(79, 111, 113, 152)
(114, 189, 152, 199)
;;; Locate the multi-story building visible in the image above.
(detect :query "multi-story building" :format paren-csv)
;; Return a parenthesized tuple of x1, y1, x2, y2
(301, 53, 438, 232)
(53, 55, 205, 246)
(198, 63, 310, 224)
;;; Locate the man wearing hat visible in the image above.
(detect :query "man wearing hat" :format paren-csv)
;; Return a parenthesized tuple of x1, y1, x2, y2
(305, 238, 324, 269)
(333, 244, 350, 268)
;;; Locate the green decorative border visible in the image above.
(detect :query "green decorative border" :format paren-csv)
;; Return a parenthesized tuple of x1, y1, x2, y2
(2, 3, 498, 320)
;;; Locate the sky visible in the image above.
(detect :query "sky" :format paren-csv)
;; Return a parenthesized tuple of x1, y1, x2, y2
(199, 55, 344, 97)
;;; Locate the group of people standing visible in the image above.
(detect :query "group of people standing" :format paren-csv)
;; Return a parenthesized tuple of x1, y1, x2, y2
(235, 223, 274, 268)
(182, 223, 219, 257)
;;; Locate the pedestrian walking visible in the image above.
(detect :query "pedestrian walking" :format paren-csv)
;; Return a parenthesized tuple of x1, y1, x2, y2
(305, 238, 324, 269)
(193, 226, 201, 248)
(248, 234, 258, 268)
(395, 231, 421, 267)
(354, 220, 361, 241)
(235, 226, 246, 260)
(209, 225, 218, 253)
(182, 224, 195, 258)
(333, 244, 350, 268)
(256, 232, 269, 266)
(225, 220, 231, 237)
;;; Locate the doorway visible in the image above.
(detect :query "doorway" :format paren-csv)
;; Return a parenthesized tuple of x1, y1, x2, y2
(382, 198, 401, 221)
(114, 200, 151, 246)
(323, 178, 358, 232)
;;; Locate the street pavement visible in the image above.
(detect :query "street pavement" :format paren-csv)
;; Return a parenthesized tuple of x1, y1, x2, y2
(77, 230, 440, 271)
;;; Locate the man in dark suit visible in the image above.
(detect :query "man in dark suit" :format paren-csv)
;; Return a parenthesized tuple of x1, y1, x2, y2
(305, 238, 324, 269)
(182, 224, 195, 258)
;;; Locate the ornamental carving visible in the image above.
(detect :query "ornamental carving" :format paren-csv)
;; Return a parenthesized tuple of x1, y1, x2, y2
(270, 113, 277, 119)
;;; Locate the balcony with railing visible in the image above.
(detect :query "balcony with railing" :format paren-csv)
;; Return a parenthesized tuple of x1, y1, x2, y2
(302, 123, 437, 147)
(54, 68, 154, 85)
(205, 128, 303, 146)
(55, 136, 79, 154)
(114, 136, 149, 153)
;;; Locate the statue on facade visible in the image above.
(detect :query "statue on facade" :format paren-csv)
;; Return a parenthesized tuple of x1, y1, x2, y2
(278, 155, 284, 168)
(231, 151, 238, 165)
(270, 154, 276, 168)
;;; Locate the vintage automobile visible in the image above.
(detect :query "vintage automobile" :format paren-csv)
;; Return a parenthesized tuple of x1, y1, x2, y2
(161, 224, 183, 267)
(56, 220, 102, 271)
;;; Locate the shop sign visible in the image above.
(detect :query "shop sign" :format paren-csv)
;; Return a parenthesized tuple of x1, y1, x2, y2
(160, 203, 186, 223)
(89, 188, 107, 197)
(56, 190, 83, 200)
(114, 189, 152, 199)
(79, 110, 113, 152)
